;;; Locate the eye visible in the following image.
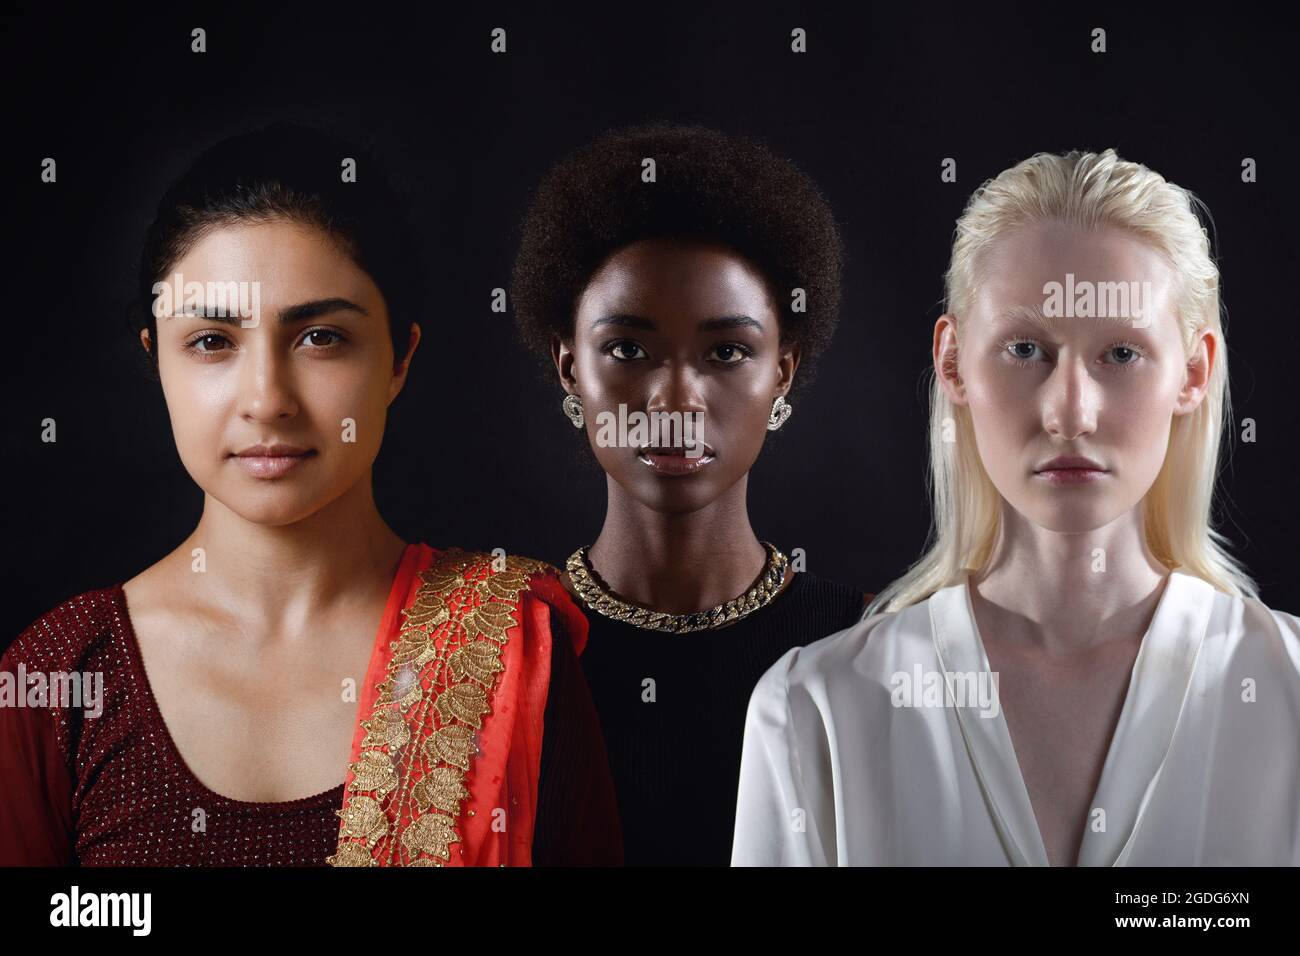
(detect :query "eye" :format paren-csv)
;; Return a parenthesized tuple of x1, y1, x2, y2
(707, 343, 754, 365)
(1103, 343, 1143, 366)
(1004, 340, 1044, 364)
(604, 340, 647, 361)
(300, 327, 344, 349)
(185, 332, 233, 355)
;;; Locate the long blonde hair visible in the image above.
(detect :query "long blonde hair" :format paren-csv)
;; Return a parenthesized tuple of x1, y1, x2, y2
(866, 148, 1256, 617)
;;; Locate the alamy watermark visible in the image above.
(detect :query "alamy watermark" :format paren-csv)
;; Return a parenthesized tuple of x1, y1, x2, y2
(1042, 273, 1153, 328)
(593, 404, 707, 458)
(152, 271, 262, 328)
(50, 886, 150, 936)
(890, 664, 1001, 718)
(1, 665, 104, 718)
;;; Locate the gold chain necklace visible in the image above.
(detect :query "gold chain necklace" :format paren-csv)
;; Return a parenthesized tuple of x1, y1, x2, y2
(565, 542, 790, 634)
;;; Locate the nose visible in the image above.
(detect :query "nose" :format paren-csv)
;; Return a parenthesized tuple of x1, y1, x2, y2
(644, 361, 707, 416)
(237, 341, 299, 422)
(1041, 352, 1099, 441)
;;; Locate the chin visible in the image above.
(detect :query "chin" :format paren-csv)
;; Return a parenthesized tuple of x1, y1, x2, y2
(1021, 502, 1123, 535)
(213, 486, 331, 527)
(620, 476, 722, 517)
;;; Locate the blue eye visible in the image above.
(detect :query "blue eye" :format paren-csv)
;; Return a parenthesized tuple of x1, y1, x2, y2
(1006, 341, 1041, 362)
(1003, 338, 1145, 368)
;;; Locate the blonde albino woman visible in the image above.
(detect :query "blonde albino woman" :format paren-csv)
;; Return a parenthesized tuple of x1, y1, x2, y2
(731, 149, 1300, 866)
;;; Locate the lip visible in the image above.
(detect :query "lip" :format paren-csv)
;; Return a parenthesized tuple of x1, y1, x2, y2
(1033, 455, 1108, 486)
(230, 443, 316, 479)
(637, 444, 716, 477)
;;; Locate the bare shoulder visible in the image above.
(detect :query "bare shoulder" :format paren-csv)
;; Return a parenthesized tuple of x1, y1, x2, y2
(120, 548, 211, 658)
(121, 546, 189, 607)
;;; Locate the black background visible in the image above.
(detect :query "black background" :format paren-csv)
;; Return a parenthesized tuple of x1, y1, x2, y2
(3, 2, 1297, 644)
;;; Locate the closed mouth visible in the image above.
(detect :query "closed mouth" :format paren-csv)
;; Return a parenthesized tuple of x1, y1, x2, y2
(1034, 455, 1106, 473)
(228, 443, 317, 479)
(233, 442, 314, 458)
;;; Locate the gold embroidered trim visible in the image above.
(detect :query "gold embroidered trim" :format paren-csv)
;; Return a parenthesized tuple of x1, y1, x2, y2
(327, 548, 552, 867)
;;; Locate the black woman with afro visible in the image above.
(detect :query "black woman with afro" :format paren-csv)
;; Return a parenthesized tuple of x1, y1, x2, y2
(511, 124, 871, 865)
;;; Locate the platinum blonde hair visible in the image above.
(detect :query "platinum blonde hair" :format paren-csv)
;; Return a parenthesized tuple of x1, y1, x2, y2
(866, 148, 1255, 617)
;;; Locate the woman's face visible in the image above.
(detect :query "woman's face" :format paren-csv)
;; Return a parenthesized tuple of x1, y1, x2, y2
(147, 220, 418, 526)
(935, 219, 1214, 534)
(556, 238, 797, 515)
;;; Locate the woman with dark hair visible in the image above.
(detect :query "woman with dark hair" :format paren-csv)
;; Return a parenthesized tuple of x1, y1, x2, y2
(0, 123, 620, 867)
(511, 124, 869, 865)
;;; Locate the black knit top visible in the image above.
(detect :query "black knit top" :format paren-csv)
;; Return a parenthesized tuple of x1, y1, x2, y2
(576, 571, 866, 866)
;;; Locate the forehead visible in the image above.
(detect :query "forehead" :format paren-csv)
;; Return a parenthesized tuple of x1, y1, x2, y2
(578, 238, 776, 319)
(169, 220, 380, 306)
(974, 220, 1177, 326)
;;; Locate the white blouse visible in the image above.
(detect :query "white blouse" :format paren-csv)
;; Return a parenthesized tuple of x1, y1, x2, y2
(731, 571, 1300, 866)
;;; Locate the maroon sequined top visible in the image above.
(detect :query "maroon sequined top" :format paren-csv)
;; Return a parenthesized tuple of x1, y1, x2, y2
(0, 584, 622, 866)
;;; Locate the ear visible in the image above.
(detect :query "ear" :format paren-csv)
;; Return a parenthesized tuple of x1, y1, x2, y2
(551, 335, 579, 395)
(388, 322, 422, 404)
(933, 314, 968, 405)
(775, 342, 801, 396)
(139, 328, 152, 355)
(1173, 327, 1216, 416)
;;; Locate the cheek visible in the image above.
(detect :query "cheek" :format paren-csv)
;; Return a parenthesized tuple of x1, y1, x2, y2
(158, 364, 233, 462)
(706, 368, 780, 469)
(965, 352, 1033, 408)
(1100, 370, 1179, 468)
(568, 352, 635, 472)
(964, 358, 1038, 451)
(733, 378, 778, 434)
(572, 350, 628, 406)
(299, 364, 391, 454)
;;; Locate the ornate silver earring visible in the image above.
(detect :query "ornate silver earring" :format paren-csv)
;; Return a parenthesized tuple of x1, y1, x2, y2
(767, 395, 792, 431)
(562, 394, 585, 428)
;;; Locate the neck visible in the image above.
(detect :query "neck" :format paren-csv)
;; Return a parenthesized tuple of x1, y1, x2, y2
(585, 474, 767, 615)
(970, 501, 1172, 654)
(176, 474, 408, 634)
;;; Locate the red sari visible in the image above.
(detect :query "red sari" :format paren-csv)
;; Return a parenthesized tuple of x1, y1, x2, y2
(327, 544, 592, 867)
(0, 543, 618, 867)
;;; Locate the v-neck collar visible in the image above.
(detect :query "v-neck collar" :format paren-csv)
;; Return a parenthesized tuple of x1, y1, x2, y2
(928, 570, 1216, 866)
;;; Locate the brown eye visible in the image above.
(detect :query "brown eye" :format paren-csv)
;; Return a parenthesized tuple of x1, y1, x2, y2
(606, 340, 647, 361)
(302, 329, 343, 348)
(708, 343, 751, 364)
(190, 334, 230, 353)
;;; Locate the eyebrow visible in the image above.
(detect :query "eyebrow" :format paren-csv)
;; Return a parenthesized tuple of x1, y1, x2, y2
(165, 297, 369, 325)
(996, 304, 1141, 330)
(590, 312, 765, 332)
